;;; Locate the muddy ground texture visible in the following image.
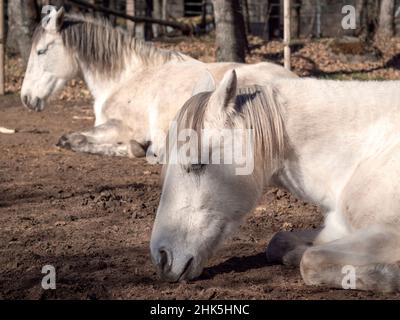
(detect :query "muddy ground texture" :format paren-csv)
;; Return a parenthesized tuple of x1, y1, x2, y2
(0, 94, 399, 300)
(3, 34, 400, 299)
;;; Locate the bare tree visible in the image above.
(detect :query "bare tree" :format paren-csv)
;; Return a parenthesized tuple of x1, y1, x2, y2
(356, 0, 379, 42)
(8, 0, 39, 64)
(242, 0, 251, 35)
(356, 0, 367, 39)
(291, 0, 301, 39)
(109, 0, 117, 25)
(153, 0, 167, 37)
(145, 0, 153, 40)
(213, 0, 247, 62)
(377, 0, 395, 38)
(162, 0, 167, 21)
(154, 0, 168, 37)
(126, 0, 135, 34)
(99, 0, 116, 24)
(298, 0, 316, 38)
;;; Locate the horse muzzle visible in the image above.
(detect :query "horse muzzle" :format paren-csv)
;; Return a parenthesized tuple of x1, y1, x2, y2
(151, 245, 197, 282)
(21, 94, 45, 112)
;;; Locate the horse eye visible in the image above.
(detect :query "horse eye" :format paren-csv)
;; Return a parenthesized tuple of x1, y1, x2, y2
(37, 49, 47, 56)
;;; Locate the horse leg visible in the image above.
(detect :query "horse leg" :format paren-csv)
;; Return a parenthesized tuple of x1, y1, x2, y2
(57, 120, 146, 157)
(299, 144, 400, 291)
(59, 140, 130, 157)
(300, 226, 400, 292)
(266, 229, 321, 266)
(266, 211, 353, 267)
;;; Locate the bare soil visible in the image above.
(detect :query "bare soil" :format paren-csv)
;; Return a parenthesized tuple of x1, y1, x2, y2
(0, 95, 399, 300)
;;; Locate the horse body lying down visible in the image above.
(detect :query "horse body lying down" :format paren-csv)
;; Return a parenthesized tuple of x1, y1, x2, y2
(21, 8, 296, 159)
(151, 69, 400, 292)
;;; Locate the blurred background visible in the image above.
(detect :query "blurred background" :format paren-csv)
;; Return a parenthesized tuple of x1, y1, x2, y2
(3, 0, 400, 102)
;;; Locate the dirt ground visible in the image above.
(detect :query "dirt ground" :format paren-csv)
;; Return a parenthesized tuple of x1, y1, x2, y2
(0, 94, 399, 300)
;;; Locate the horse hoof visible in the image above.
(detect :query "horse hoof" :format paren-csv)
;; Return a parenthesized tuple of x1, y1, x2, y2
(265, 231, 296, 264)
(57, 135, 72, 149)
(57, 133, 87, 150)
(266, 231, 312, 267)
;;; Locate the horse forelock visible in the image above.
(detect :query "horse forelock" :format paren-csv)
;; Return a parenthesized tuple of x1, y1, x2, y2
(170, 86, 287, 173)
(162, 92, 211, 168)
(33, 13, 183, 77)
(176, 92, 211, 135)
(236, 85, 287, 172)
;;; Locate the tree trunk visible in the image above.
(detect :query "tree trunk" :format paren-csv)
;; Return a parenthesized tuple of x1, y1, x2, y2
(153, 0, 164, 37)
(126, 0, 135, 34)
(356, 0, 367, 39)
(7, 0, 38, 64)
(101, 0, 116, 24)
(300, 0, 316, 38)
(242, 0, 251, 35)
(108, 0, 117, 25)
(357, 0, 379, 42)
(144, 0, 153, 40)
(162, 0, 167, 21)
(377, 0, 394, 38)
(291, 0, 301, 39)
(213, 0, 247, 62)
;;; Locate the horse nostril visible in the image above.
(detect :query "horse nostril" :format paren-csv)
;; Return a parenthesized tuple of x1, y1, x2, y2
(158, 248, 172, 273)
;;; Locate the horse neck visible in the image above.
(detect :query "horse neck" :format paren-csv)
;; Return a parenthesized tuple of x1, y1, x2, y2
(77, 43, 188, 120)
(271, 79, 400, 209)
(80, 49, 144, 92)
(77, 51, 149, 124)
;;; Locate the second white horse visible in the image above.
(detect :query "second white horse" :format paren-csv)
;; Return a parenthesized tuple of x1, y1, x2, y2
(21, 7, 296, 159)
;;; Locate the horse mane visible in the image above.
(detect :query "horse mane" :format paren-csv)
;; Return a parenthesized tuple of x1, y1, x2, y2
(174, 85, 287, 172)
(33, 13, 186, 76)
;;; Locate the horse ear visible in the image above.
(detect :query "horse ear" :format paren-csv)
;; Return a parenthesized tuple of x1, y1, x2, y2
(192, 70, 216, 96)
(208, 69, 237, 116)
(43, 7, 65, 33)
(56, 7, 65, 30)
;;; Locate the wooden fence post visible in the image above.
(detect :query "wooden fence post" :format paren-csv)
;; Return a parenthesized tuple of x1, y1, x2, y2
(0, 0, 4, 95)
(283, 0, 291, 70)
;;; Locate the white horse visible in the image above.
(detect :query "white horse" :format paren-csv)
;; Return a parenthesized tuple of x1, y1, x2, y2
(151, 69, 400, 292)
(21, 7, 296, 159)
